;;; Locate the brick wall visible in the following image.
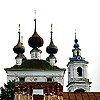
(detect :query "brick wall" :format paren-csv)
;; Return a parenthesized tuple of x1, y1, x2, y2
(14, 94, 32, 100)
(14, 94, 63, 100)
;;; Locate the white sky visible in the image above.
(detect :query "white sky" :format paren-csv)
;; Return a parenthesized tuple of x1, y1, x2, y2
(0, 0, 100, 92)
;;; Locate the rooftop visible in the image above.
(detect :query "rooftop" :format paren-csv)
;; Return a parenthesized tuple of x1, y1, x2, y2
(5, 59, 66, 71)
(63, 92, 100, 100)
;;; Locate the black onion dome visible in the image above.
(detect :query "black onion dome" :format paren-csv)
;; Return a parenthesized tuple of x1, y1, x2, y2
(46, 41, 58, 54)
(13, 24, 25, 54)
(46, 24, 58, 54)
(28, 19, 44, 48)
(28, 31, 44, 48)
(13, 42, 25, 54)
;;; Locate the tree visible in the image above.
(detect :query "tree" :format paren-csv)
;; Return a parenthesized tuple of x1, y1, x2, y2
(0, 80, 15, 100)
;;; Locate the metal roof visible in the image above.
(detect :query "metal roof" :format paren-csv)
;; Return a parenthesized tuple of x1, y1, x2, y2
(63, 92, 100, 100)
(5, 59, 66, 71)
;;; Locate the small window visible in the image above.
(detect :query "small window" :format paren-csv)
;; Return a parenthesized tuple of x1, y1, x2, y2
(47, 78, 52, 82)
(77, 67, 82, 76)
(35, 53, 38, 58)
(19, 77, 25, 82)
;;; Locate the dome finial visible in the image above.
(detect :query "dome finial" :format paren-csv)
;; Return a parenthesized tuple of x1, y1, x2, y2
(18, 24, 20, 33)
(34, 10, 36, 18)
(50, 24, 53, 41)
(74, 30, 78, 43)
(34, 10, 36, 32)
(74, 31, 79, 48)
(18, 24, 21, 43)
(75, 29, 76, 40)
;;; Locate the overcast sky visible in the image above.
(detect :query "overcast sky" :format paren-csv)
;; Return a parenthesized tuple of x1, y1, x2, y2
(0, 0, 100, 92)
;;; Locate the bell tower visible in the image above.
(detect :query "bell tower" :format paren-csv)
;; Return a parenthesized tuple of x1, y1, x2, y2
(67, 32, 91, 92)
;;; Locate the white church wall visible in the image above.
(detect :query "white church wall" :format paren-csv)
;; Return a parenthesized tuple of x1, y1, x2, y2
(68, 62, 88, 81)
(7, 70, 64, 85)
(53, 77, 64, 85)
(68, 83, 90, 92)
(25, 76, 46, 82)
(67, 61, 91, 92)
(7, 70, 64, 76)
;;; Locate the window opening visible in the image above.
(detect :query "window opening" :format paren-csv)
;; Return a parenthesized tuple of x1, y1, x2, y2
(47, 78, 52, 82)
(19, 77, 25, 82)
(77, 67, 82, 76)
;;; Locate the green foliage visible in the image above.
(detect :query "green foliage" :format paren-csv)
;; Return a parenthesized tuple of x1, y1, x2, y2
(0, 80, 15, 100)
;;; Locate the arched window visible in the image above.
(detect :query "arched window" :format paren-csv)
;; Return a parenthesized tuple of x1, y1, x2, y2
(74, 89, 85, 92)
(77, 67, 82, 76)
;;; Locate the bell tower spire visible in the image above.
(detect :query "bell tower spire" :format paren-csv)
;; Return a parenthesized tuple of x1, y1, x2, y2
(67, 32, 91, 92)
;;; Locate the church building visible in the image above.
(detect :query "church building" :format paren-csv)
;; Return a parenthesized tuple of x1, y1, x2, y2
(4, 14, 100, 100)
(5, 18, 66, 100)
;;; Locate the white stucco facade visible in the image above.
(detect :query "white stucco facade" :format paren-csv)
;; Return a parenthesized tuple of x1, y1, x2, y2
(67, 61, 91, 92)
(68, 61, 88, 83)
(7, 70, 65, 86)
